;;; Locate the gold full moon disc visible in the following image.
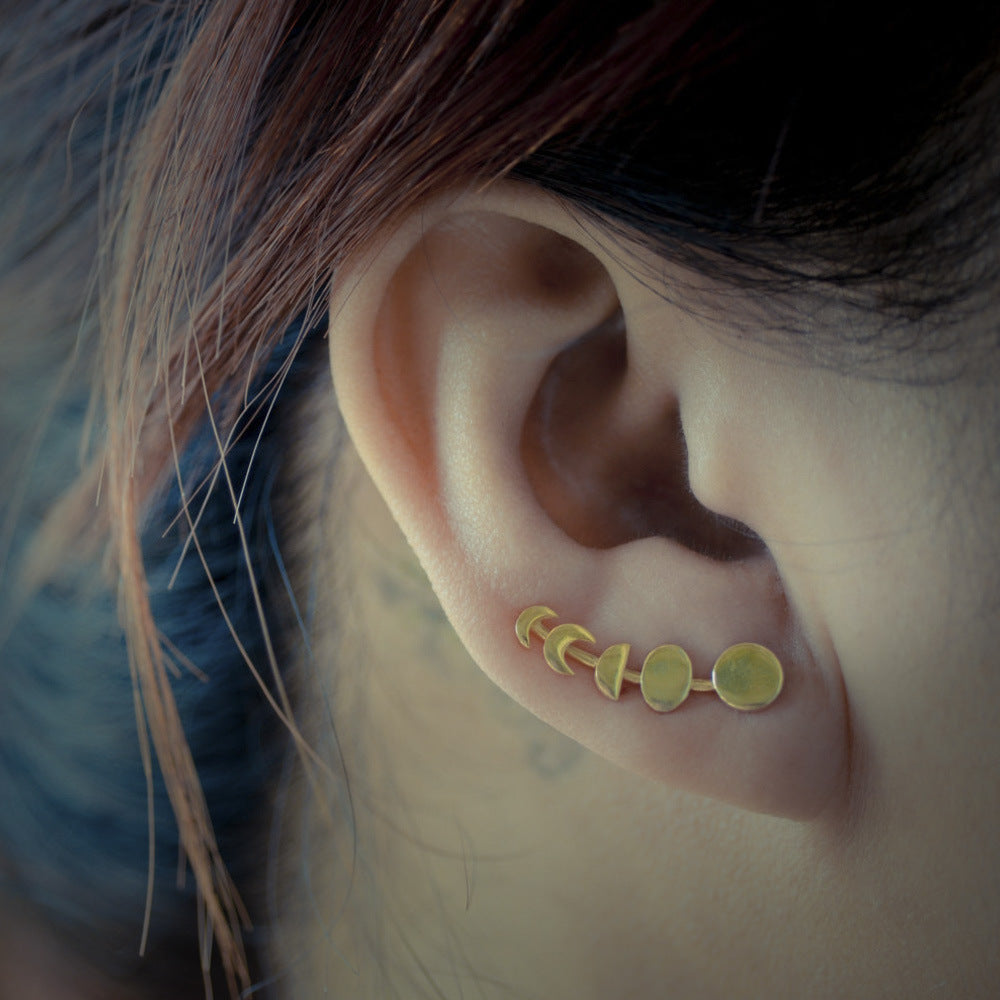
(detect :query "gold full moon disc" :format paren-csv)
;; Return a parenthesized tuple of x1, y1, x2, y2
(640, 644, 693, 712)
(712, 643, 783, 711)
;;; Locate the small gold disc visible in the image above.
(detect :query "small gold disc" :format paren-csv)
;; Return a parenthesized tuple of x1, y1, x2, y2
(712, 643, 783, 711)
(640, 644, 693, 712)
(594, 643, 630, 701)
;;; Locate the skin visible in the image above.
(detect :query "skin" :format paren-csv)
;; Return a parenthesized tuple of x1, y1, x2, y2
(276, 188, 1000, 997)
(0, 906, 137, 1000)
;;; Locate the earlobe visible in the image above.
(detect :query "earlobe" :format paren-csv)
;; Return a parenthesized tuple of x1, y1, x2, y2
(328, 187, 849, 822)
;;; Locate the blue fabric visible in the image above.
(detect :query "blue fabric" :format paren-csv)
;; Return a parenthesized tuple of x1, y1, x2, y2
(0, 317, 324, 978)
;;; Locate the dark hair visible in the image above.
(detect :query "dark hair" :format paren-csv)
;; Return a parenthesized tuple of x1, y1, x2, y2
(2, 1, 998, 994)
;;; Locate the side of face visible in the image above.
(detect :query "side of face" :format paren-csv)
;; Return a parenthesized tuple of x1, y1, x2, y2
(315, 183, 1000, 991)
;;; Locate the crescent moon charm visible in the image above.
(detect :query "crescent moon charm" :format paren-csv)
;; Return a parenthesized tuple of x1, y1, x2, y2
(542, 623, 595, 676)
(515, 605, 557, 648)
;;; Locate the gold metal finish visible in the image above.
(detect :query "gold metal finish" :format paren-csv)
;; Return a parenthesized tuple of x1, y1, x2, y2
(515, 605, 557, 647)
(515, 607, 784, 713)
(711, 642, 784, 710)
(594, 643, 631, 700)
(542, 623, 595, 676)
(639, 645, 693, 712)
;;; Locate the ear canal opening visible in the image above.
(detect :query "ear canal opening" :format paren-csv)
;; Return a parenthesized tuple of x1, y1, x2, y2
(520, 308, 766, 561)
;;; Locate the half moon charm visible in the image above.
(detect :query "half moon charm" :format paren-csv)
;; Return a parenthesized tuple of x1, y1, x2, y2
(594, 643, 631, 700)
(542, 623, 595, 676)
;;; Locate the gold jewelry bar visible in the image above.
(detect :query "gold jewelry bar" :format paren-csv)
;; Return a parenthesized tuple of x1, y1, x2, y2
(515, 606, 783, 712)
(529, 619, 714, 690)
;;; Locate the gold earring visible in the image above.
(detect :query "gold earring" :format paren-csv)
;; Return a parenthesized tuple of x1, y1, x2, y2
(515, 606, 783, 712)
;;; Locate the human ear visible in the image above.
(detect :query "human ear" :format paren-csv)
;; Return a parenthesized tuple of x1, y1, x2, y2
(327, 186, 848, 820)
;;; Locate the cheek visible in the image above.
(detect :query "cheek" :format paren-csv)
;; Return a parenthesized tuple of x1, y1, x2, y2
(762, 374, 999, 818)
(819, 506, 1000, 972)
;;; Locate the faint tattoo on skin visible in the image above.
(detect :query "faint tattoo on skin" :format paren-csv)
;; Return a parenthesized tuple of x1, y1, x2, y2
(369, 551, 585, 779)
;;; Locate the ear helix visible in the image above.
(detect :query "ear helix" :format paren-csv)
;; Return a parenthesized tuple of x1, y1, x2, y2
(515, 606, 783, 712)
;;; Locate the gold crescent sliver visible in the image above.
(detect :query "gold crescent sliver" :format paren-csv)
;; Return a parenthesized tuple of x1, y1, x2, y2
(542, 622, 595, 676)
(514, 605, 784, 713)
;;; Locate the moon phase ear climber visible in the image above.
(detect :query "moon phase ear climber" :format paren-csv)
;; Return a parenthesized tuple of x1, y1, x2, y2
(515, 606, 783, 712)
